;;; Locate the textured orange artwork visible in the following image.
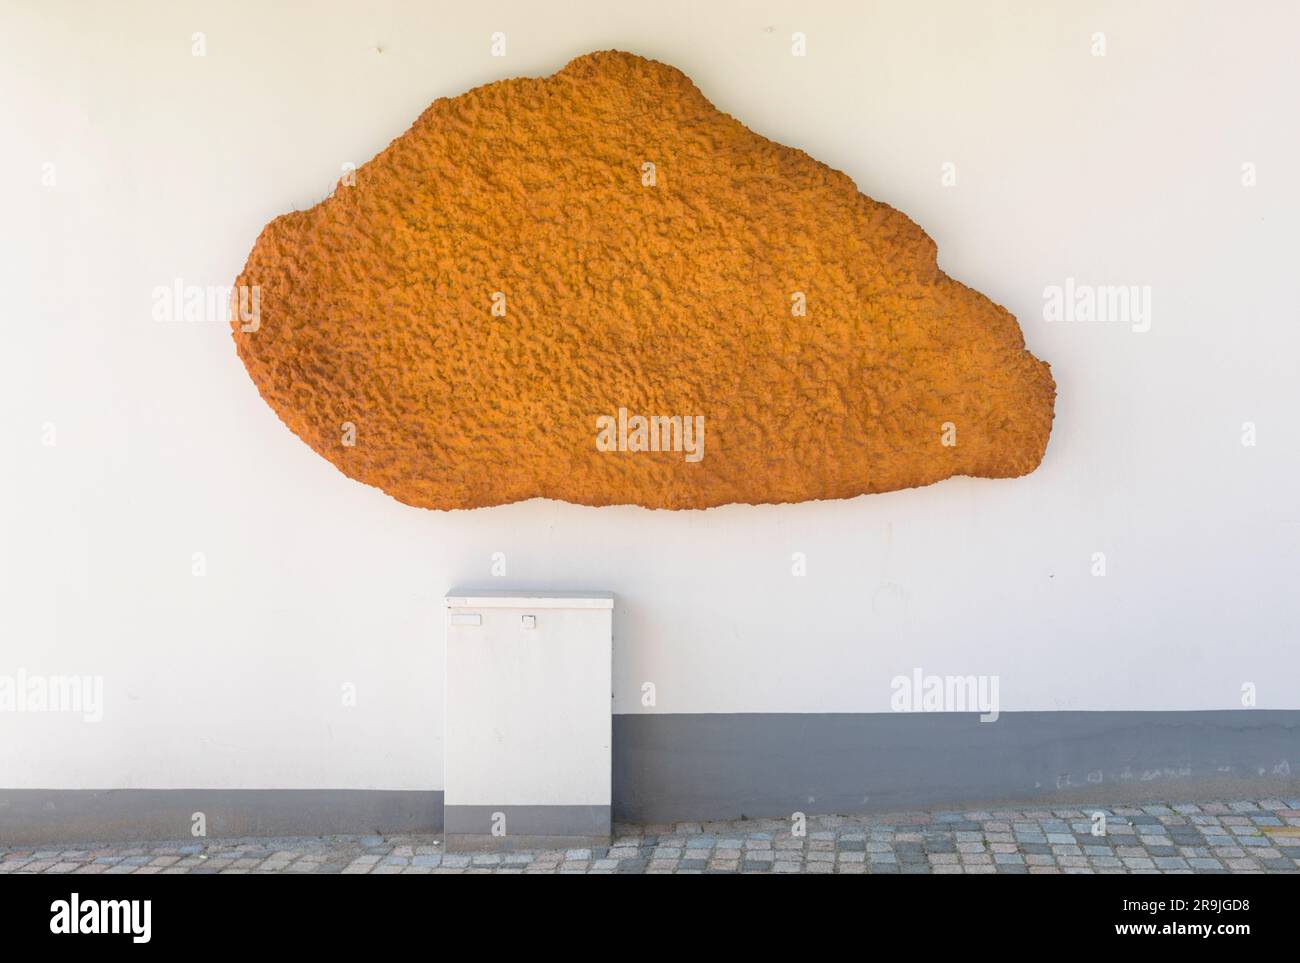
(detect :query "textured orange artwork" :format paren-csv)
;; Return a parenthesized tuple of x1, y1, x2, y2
(231, 51, 1055, 510)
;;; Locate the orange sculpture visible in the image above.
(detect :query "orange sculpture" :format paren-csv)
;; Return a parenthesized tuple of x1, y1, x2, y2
(232, 51, 1055, 510)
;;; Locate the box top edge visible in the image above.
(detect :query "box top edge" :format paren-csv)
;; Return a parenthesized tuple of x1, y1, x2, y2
(445, 588, 614, 609)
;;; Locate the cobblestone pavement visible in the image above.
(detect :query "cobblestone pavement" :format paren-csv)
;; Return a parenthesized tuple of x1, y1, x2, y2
(5, 798, 1300, 874)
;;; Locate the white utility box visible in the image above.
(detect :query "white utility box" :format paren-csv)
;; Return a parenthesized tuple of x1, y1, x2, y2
(443, 589, 613, 849)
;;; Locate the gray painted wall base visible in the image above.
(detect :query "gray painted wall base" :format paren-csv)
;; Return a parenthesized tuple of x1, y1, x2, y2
(445, 833, 609, 851)
(613, 710, 1300, 823)
(443, 804, 610, 851)
(4, 711, 1298, 843)
(0, 789, 442, 845)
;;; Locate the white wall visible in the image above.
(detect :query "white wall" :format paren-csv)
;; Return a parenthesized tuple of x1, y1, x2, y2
(3, 0, 1298, 792)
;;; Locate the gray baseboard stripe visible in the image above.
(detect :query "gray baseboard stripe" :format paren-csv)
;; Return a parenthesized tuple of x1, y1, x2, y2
(443, 804, 610, 837)
(0, 789, 442, 845)
(443, 805, 611, 848)
(5, 711, 1298, 843)
(612, 710, 1300, 823)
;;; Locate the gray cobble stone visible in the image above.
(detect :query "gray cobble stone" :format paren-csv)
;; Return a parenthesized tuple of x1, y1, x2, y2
(10, 798, 1290, 874)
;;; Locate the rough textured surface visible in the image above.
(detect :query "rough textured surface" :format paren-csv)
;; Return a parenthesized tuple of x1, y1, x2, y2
(232, 50, 1055, 510)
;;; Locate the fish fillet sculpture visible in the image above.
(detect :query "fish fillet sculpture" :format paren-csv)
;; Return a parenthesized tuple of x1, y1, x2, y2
(231, 50, 1055, 510)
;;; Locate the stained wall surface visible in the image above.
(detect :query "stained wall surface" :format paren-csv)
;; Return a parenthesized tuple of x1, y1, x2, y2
(3, 1, 1298, 795)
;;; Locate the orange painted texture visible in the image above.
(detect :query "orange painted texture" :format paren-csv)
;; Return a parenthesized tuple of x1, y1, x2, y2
(232, 51, 1055, 509)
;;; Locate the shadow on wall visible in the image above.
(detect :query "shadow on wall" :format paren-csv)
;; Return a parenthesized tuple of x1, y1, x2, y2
(612, 711, 1300, 823)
